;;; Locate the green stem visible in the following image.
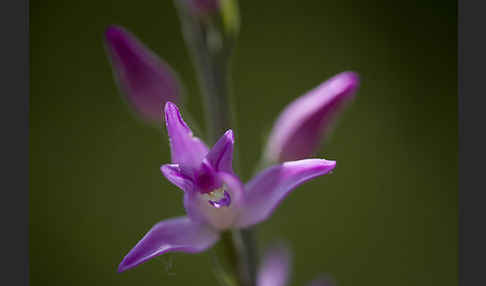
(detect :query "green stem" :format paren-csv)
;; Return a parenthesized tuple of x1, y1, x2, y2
(174, 2, 256, 286)
(239, 228, 258, 286)
(195, 42, 233, 144)
(211, 230, 258, 286)
(174, 2, 235, 144)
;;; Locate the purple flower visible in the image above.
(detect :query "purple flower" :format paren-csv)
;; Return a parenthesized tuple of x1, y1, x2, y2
(104, 25, 181, 123)
(257, 244, 336, 286)
(117, 102, 336, 272)
(264, 72, 360, 163)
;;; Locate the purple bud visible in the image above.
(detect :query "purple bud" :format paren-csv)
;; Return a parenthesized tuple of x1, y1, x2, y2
(264, 72, 360, 163)
(104, 25, 181, 123)
(257, 243, 291, 286)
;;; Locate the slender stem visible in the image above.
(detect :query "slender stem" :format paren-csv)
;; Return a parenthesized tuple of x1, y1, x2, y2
(195, 41, 233, 143)
(222, 231, 246, 286)
(174, 2, 235, 144)
(238, 228, 258, 286)
(174, 2, 257, 285)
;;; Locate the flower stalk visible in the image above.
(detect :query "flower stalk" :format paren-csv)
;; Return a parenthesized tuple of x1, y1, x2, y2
(227, 229, 257, 286)
(173, 0, 237, 144)
(174, 1, 256, 285)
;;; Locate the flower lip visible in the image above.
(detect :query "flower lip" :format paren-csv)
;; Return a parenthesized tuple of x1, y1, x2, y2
(204, 188, 231, 208)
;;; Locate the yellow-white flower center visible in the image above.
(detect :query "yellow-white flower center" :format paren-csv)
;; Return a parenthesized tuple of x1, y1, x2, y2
(201, 187, 225, 202)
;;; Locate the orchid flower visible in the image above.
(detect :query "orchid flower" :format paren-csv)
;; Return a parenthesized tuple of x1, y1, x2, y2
(118, 102, 336, 272)
(264, 72, 359, 163)
(104, 25, 182, 123)
(258, 244, 336, 286)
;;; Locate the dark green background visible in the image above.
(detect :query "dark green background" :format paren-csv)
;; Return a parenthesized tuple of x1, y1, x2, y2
(30, 0, 457, 285)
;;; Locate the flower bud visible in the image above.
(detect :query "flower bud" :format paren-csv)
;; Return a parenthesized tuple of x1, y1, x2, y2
(104, 25, 181, 123)
(264, 72, 360, 163)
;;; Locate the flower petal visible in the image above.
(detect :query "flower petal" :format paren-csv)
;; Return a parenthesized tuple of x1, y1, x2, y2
(117, 216, 219, 272)
(185, 172, 244, 230)
(164, 102, 209, 171)
(160, 164, 194, 192)
(104, 25, 181, 123)
(264, 72, 359, 163)
(236, 159, 336, 228)
(206, 129, 234, 173)
(257, 244, 291, 286)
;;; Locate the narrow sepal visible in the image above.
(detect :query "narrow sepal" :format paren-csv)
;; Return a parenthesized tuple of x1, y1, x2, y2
(236, 159, 336, 228)
(118, 216, 219, 272)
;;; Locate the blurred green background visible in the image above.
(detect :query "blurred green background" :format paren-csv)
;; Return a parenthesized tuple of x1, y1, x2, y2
(30, 0, 457, 285)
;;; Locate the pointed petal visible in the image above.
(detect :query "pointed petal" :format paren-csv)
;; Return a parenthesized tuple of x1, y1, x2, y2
(104, 25, 181, 123)
(164, 102, 209, 170)
(185, 172, 244, 230)
(264, 72, 359, 163)
(257, 244, 291, 286)
(118, 216, 219, 272)
(236, 159, 336, 228)
(160, 164, 195, 192)
(206, 130, 234, 173)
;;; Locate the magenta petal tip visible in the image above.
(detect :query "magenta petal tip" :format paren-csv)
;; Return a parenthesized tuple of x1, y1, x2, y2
(164, 101, 186, 129)
(223, 129, 234, 141)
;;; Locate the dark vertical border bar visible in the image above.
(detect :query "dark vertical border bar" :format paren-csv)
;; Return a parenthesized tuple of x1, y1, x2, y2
(0, 0, 29, 285)
(459, 1, 486, 285)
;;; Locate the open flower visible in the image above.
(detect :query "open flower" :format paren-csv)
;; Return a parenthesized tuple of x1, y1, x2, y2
(104, 25, 181, 123)
(258, 244, 335, 286)
(264, 72, 359, 163)
(118, 102, 336, 272)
